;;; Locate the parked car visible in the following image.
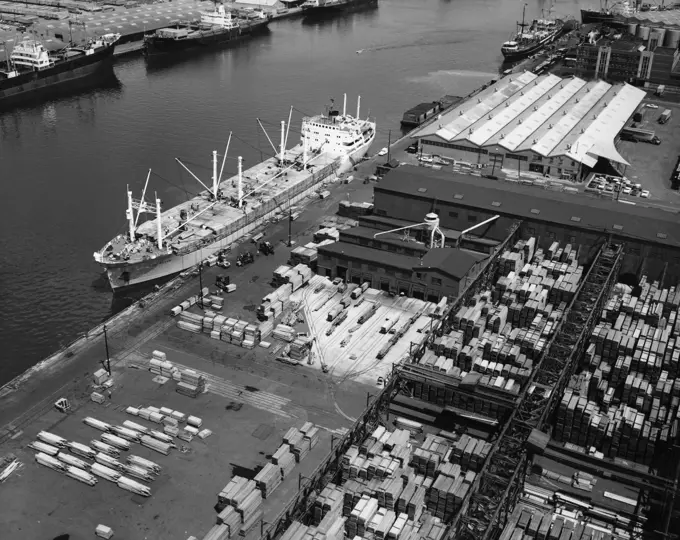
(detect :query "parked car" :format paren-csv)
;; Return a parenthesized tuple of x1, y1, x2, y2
(640, 190, 651, 198)
(377, 148, 388, 156)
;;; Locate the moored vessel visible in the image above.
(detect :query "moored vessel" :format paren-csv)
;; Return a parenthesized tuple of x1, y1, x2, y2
(94, 95, 376, 291)
(301, 0, 378, 17)
(501, 5, 564, 62)
(580, 0, 632, 26)
(0, 31, 119, 104)
(143, 2, 270, 55)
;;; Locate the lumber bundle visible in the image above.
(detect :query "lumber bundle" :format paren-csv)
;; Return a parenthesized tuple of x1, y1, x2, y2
(121, 463, 155, 483)
(254, 463, 282, 498)
(127, 455, 161, 475)
(117, 476, 151, 497)
(202, 524, 230, 540)
(95, 452, 123, 471)
(57, 452, 88, 470)
(177, 369, 206, 398)
(91, 463, 121, 483)
(29, 441, 59, 456)
(218, 476, 251, 507)
(110, 426, 142, 444)
(149, 350, 177, 378)
(288, 338, 310, 361)
(216, 505, 240, 534)
(450, 434, 491, 472)
(68, 442, 97, 460)
(101, 433, 130, 451)
(311, 484, 344, 525)
(235, 488, 262, 524)
(65, 465, 98, 486)
(273, 324, 295, 342)
(83, 417, 112, 432)
(553, 274, 680, 466)
(37, 431, 68, 449)
(140, 435, 172, 455)
(35, 452, 66, 472)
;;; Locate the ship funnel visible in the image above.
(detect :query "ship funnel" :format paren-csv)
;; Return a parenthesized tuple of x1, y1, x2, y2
(127, 188, 135, 242)
(212, 150, 218, 199)
(156, 195, 163, 249)
(357, 95, 361, 119)
(343, 93, 347, 117)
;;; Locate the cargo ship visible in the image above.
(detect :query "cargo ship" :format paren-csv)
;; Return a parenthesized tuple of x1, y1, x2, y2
(581, 0, 632, 26)
(301, 0, 378, 17)
(0, 32, 120, 104)
(500, 5, 564, 62)
(143, 3, 270, 55)
(94, 95, 376, 291)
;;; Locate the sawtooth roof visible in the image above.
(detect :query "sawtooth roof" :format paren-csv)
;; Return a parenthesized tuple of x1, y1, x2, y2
(375, 166, 680, 248)
(414, 73, 645, 167)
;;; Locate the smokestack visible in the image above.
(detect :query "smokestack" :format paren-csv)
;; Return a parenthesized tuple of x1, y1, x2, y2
(237, 156, 243, 208)
(343, 93, 347, 116)
(280, 120, 286, 165)
(356, 95, 361, 119)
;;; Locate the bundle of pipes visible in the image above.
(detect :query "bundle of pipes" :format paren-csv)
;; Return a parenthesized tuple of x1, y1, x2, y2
(101, 433, 130, 451)
(95, 452, 124, 471)
(91, 440, 121, 458)
(127, 455, 162, 475)
(121, 464, 155, 483)
(83, 417, 112, 432)
(35, 452, 65, 472)
(140, 435, 172, 455)
(117, 476, 151, 497)
(110, 426, 143, 444)
(37, 431, 68, 449)
(57, 452, 88, 470)
(68, 442, 97, 460)
(29, 441, 59, 456)
(66, 466, 98, 486)
(91, 463, 121, 483)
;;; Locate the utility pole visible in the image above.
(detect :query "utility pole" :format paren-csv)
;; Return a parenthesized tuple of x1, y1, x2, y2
(386, 130, 392, 163)
(103, 324, 111, 376)
(198, 262, 204, 309)
(287, 207, 293, 247)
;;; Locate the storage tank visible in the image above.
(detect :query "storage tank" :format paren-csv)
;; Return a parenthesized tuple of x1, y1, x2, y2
(627, 23, 638, 36)
(664, 28, 680, 49)
(637, 25, 651, 40)
(650, 28, 666, 47)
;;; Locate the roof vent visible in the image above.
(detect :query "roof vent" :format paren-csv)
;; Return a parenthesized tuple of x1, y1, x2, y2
(521, 91, 524, 96)
(547, 94, 552, 99)
(593, 114, 598, 119)
(533, 139, 538, 144)
(506, 102, 510, 107)
(478, 98, 482, 103)
(580, 128, 585, 134)
(586, 88, 590, 93)
(518, 119, 523, 124)
(657, 232, 668, 239)
(418, 188, 427, 193)
(469, 128, 474, 134)
(530, 208, 541, 215)
(563, 110, 567, 115)
(488, 114, 493, 120)
(459, 110, 464, 116)
(567, 144, 572, 150)
(492, 201, 501, 207)
(560, 84, 564, 89)
(549, 123, 554, 129)
(454, 194, 464, 200)
(613, 224, 624, 231)
(576, 98, 580, 103)
(534, 106, 538, 111)
(500, 134, 505, 139)
(570, 216, 582, 223)
(604, 101, 608, 106)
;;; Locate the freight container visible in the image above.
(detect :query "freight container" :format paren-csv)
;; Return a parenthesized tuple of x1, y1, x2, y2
(659, 109, 672, 124)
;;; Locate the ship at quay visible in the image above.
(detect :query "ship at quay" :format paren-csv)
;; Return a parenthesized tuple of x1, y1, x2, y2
(500, 4, 564, 63)
(143, 2, 270, 55)
(0, 32, 120, 104)
(301, 0, 378, 17)
(94, 95, 376, 291)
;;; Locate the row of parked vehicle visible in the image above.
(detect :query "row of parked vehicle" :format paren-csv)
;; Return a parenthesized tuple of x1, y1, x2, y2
(589, 175, 650, 199)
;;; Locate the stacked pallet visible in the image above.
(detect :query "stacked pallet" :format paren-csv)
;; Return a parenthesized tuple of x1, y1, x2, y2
(176, 369, 206, 398)
(254, 463, 282, 498)
(554, 274, 680, 466)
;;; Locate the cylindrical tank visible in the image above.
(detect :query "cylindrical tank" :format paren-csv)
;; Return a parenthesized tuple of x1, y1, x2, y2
(664, 28, 680, 49)
(650, 28, 666, 47)
(637, 25, 650, 40)
(627, 23, 638, 36)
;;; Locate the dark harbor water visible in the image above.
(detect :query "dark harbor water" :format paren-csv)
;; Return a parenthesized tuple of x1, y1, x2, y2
(0, 0, 585, 384)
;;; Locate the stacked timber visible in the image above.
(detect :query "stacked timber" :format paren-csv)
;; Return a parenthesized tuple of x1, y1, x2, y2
(450, 434, 492, 473)
(254, 463, 282, 498)
(202, 524, 229, 540)
(554, 274, 680, 466)
(140, 435, 171, 455)
(235, 488, 262, 524)
(83, 417, 112, 432)
(426, 467, 475, 521)
(289, 338, 310, 361)
(273, 324, 295, 342)
(177, 369, 206, 398)
(272, 265, 293, 287)
(301, 424, 320, 449)
(218, 476, 250, 507)
(257, 283, 293, 321)
(149, 351, 177, 378)
(311, 484, 344, 525)
(272, 444, 296, 478)
(216, 505, 240, 536)
(118, 476, 151, 497)
(57, 452, 89, 470)
(178, 310, 203, 333)
(410, 434, 449, 477)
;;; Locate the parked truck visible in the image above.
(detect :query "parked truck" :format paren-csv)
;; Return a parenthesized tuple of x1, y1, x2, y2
(620, 127, 661, 145)
(659, 109, 672, 124)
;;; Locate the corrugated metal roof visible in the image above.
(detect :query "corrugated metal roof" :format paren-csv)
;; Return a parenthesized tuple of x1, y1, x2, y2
(375, 166, 680, 248)
(466, 74, 562, 147)
(416, 71, 536, 140)
(532, 80, 612, 157)
(565, 83, 646, 167)
(500, 77, 587, 152)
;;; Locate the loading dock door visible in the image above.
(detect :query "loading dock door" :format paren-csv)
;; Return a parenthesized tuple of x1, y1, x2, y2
(380, 279, 390, 292)
(397, 281, 410, 296)
(336, 266, 348, 280)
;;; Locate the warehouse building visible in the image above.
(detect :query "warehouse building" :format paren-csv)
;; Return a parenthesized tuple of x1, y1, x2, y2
(573, 24, 680, 86)
(411, 72, 646, 180)
(316, 225, 488, 301)
(373, 165, 680, 281)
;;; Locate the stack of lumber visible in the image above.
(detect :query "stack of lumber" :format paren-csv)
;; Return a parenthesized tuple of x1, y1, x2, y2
(272, 265, 293, 287)
(272, 444, 296, 478)
(426, 468, 474, 521)
(273, 324, 295, 342)
(300, 422, 320, 449)
(209, 294, 224, 312)
(243, 323, 259, 349)
(553, 274, 680, 466)
(149, 350, 176, 378)
(257, 283, 293, 321)
(84, 417, 112, 432)
(412, 239, 585, 416)
(178, 310, 203, 333)
(254, 463, 282, 498)
(140, 435, 172, 455)
(177, 369, 206, 398)
(138, 407, 164, 424)
(311, 484, 344, 525)
(450, 434, 492, 473)
(346, 494, 379, 538)
(216, 505, 241, 536)
(201, 524, 229, 540)
(288, 338, 310, 361)
(410, 434, 449, 477)
(234, 488, 262, 525)
(218, 476, 251, 508)
(283, 427, 311, 463)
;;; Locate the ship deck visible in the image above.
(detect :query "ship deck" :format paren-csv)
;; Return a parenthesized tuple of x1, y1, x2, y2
(102, 143, 338, 264)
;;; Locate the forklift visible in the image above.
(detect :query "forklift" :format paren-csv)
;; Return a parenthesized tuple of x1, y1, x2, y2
(215, 275, 231, 292)
(236, 252, 254, 267)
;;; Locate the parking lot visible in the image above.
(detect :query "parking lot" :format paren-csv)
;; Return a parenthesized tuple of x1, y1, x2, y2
(615, 100, 680, 202)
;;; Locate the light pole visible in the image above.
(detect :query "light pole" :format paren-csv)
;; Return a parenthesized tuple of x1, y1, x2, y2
(103, 324, 111, 376)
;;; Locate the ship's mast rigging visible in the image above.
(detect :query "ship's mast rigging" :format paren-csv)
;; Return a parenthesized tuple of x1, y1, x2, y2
(518, 2, 528, 33)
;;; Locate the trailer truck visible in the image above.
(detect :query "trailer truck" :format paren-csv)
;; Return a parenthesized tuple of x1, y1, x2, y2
(620, 127, 661, 145)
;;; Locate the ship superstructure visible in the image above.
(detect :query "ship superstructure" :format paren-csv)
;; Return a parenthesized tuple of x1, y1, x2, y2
(501, 5, 564, 62)
(0, 32, 120, 102)
(94, 95, 376, 290)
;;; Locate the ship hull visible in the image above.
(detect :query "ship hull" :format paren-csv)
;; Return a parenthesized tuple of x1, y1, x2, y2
(144, 20, 268, 55)
(102, 131, 374, 291)
(580, 9, 614, 24)
(0, 43, 116, 105)
(501, 29, 563, 62)
(303, 0, 377, 17)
